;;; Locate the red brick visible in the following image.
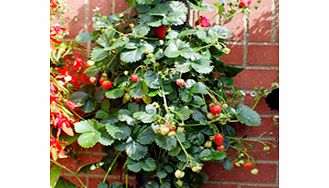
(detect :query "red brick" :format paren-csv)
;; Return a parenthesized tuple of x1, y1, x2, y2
(244, 94, 278, 115)
(233, 69, 278, 89)
(65, 0, 86, 38)
(88, 0, 112, 32)
(201, 183, 238, 188)
(248, 140, 279, 161)
(241, 186, 278, 188)
(224, 14, 244, 41)
(71, 142, 105, 153)
(234, 117, 279, 138)
(88, 177, 136, 188)
(220, 44, 244, 65)
(274, 0, 279, 42)
(203, 162, 277, 183)
(248, 0, 273, 42)
(61, 175, 87, 187)
(58, 154, 105, 172)
(247, 45, 279, 66)
(114, 0, 130, 13)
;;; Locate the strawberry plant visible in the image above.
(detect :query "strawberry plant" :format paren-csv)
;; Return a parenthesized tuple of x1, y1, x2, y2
(50, 0, 276, 187)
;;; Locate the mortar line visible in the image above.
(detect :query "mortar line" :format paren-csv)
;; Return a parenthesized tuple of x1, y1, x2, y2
(63, 173, 135, 179)
(111, 0, 115, 14)
(227, 41, 279, 46)
(272, 0, 278, 44)
(275, 161, 279, 184)
(85, 0, 90, 57)
(206, 181, 278, 186)
(242, 15, 249, 67)
(255, 160, 279, 164)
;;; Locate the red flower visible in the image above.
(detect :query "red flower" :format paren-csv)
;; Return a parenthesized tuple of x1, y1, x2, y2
(195, 16, 211, 28)
(50, 136, 68, 161)
(51, 111, 74, 137)
(50, 0, 58, 9)
(65, 100, 77, 110)
(239, 0, 252, 8)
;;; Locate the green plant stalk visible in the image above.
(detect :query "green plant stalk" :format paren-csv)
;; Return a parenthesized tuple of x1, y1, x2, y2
(102, 151, 121, 183)
(161, 86, 170, 113)
(50, 159, 87, 188)
(194, 41, 217, 52)
(174, 134, 193, 164)
(221, 8, 243, 24)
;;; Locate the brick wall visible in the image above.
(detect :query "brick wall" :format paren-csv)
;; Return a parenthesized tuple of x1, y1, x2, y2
(61, 0, 279, 187)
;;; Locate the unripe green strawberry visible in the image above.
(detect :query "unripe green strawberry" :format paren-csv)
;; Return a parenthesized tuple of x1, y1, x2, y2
(223, 48, 231, 54)
(176, 180, 183, 187)
(263, 145, 270, 152)
(207, 112, 215, 120)
(177, 127, 184, 133)
(204, 141, 212, 148)
(160, 126, 170, 135)
(250, 168, 259, 175)
(168, 131, 175, 137)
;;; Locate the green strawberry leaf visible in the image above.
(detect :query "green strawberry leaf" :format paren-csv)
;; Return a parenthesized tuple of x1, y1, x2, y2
(236, 104, 261, 126)
(78, 132, 100, 148)
(105, 87, 125, 99)
(126, 138, 148, 160)
(50, 166, 62, 188)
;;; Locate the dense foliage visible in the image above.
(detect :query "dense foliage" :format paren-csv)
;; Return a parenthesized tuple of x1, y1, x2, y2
(50, 0, 276, 187)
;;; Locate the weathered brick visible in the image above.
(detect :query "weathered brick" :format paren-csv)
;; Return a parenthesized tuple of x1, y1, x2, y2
(221, 44, 244, 65)
(204, 162, 277, 183)
(244, 94, 278, 115)
(241, 186, 279, 188)
(61, 175, 87, 187)
(201, 183, 238, 188)
(113, 0, 129, 13)
(233, 69, 278, 89)
(65, 0, 86, 38)
(234, 117, 279, 138)
(247, 45, 279, 66)
(88, 0, 112, 32)
(248, 0, 273, 42)
(88, 176, 136, 188)
(224, 14, 244, 41)
(248, 141, 279, 161)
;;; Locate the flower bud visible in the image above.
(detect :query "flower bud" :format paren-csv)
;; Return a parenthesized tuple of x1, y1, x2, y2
(174, 170, 185, 179)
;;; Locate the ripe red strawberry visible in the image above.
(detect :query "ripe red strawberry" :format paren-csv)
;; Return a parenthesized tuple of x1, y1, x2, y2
(131, 74, 139, 83)
(214, 133, 224, 145)
(216, 145, 225, 151)
(135, 98, 142, 103)
(101, 80, 113, 90)
(239, 0, 252, 8)
(209, 104, 222, 115)
(153, 25, 167, 39)
(99, 77, 107, 85)
(195, 16, 211, 28)
(176, 79, 185, 87)
(243, 162, 255, 170)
